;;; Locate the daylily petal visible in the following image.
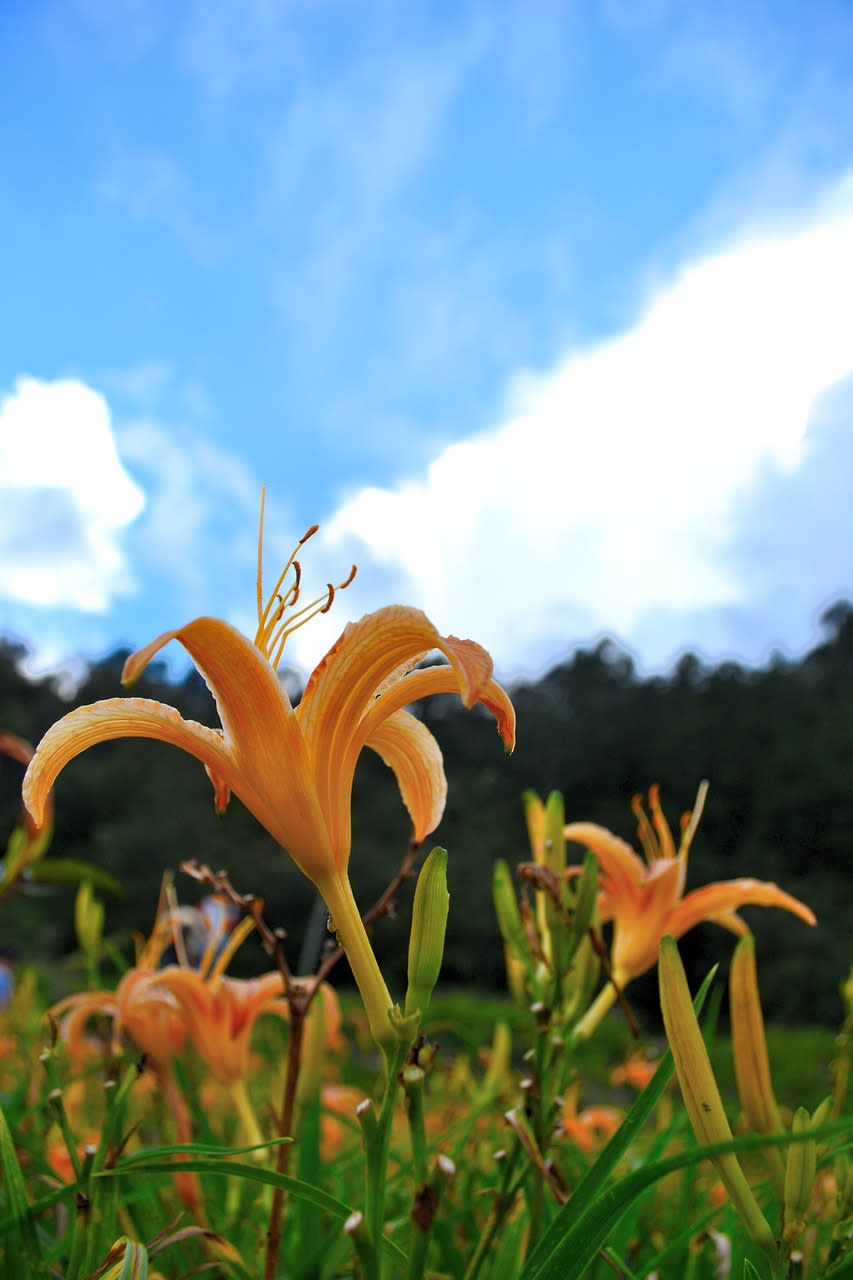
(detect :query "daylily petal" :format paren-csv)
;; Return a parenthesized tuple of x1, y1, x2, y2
(365, 708, 447, 843)
(611, 858, 683, 982)
(564, 823, 646, 912)
(23, 697, 237, 829)
(299, 608, 515, 861)
(356, 663, 516, 752)
(668, 879, 817, 942)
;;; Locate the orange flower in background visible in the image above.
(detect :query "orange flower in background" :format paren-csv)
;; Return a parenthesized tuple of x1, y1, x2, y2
(560, 1081, 622, 1154)
(152, 968, 287, 1087)
(52, 886, 257, 1072)
(569, 782, 816, 987)
(53, 967, 187, 1071)
(24, 492, 515, 1047)
(319, 1083, 367, 1159)
(568, 783, 816, 1037)
(609, 1049, 659, 1092)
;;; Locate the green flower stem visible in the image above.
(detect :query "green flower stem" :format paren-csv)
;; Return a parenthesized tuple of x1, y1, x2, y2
(63, 1145, 96, 1280)
(318, 872, 396, 1051)
(48, 1088, 83, 1183)
(403, 1065, 428, 1185)
(462, 1140, 525, 1280)
(404, 1065, 431, 1280)
(360, 1040, 408, 1280)
(80, 1061, 140, 1277)
(572, 980, 618, 1040)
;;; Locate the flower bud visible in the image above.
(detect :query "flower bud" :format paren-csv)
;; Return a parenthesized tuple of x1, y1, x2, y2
(730, 935, 785, 1195)
(659, 936, 776, 1259)
(405, 847, 450, 1018)
(75, 881, 104, 956)
(784, 1107, 817, 1244)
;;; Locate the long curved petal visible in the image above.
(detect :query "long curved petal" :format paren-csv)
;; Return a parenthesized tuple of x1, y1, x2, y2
(23, 697, 239, 828)
(364, 708, 447, 844)
(667, 879, 817, 942)
(355, 663, 516, 752)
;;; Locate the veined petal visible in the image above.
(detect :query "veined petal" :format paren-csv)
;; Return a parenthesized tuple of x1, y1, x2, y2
(612, 857, 684, 982)
(564, 823, 646, 912)
(365, 709, 448, 843)
(668, 878, 817, 942)
(356, 663, 516, 752)
(300, 607, 515, 860)
(23, 697, 238, 829)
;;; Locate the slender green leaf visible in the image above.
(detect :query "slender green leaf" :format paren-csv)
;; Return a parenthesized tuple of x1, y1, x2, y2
(524, 963, 718, 1279)
(104, 1137, 290, 1165)
(116, 1239, 149, 1280)
(522, 1119, 851, 1280)
(825, 1253, 853, 1279)
(0, 1102, 45, 1274)
(28, 859, 123, 895)
(101, 1157, 408, 1269)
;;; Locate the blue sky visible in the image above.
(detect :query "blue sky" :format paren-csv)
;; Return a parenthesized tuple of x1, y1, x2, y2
(2, 0, 853, 685)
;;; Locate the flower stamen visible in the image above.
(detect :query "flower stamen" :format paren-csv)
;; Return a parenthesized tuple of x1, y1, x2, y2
(254, 488, 355, 668)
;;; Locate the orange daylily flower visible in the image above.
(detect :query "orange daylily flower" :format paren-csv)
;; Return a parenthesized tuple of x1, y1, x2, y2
(609, 1049, 659, 1092)
(567, 783, 816, 1037)
(24, 493, 515, 1047)
(53, 967, 187, 1071)
(52, 886, 260, 1073)
(151, 968, 288, 1087)
(559, 1081, 622, 1153)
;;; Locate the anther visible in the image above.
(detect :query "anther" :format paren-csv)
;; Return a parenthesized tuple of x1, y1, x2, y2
(340, 563, 357, 589)
(320, 585, 335, 614)
(300, 524, 320, 546)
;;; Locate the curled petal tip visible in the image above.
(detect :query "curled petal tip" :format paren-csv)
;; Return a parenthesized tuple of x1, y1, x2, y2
(122, 628, 181, 686)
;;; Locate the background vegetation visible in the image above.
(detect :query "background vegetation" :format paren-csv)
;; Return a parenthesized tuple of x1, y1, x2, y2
(2, 602, 851, 1026)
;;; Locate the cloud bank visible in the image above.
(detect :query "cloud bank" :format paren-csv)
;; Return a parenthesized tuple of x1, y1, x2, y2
(299, 179, 853, 677)
(0, 377, 145, 612)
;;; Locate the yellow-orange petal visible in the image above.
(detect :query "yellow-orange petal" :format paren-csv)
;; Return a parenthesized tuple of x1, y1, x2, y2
(357, 663, 516, 754)
(668, 878, 817, 942)
(564, 823, 646, 911)
(365, 709, 447, 844)
(611, 857, 684, 982)
(22, 697, 237, 829)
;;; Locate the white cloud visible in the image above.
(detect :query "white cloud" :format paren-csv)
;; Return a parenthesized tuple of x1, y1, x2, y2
(117, 419, 260, 611)
(295, 177, 853, 678)
(0, 377, 145, 612)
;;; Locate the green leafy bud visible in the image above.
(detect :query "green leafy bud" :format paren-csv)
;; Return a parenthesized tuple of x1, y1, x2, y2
(75, 881, 104, 955)
(659, 936, 777, 1259)
(493, 860, 531, 964)
(405, 847, 450, 1018)
(784, 1106, 817, 1243)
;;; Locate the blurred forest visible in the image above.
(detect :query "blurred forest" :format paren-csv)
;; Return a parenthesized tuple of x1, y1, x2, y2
(1, 602, 851, 1028)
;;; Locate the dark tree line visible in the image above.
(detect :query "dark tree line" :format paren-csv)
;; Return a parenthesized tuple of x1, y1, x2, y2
(2, 602, 851, 1026)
